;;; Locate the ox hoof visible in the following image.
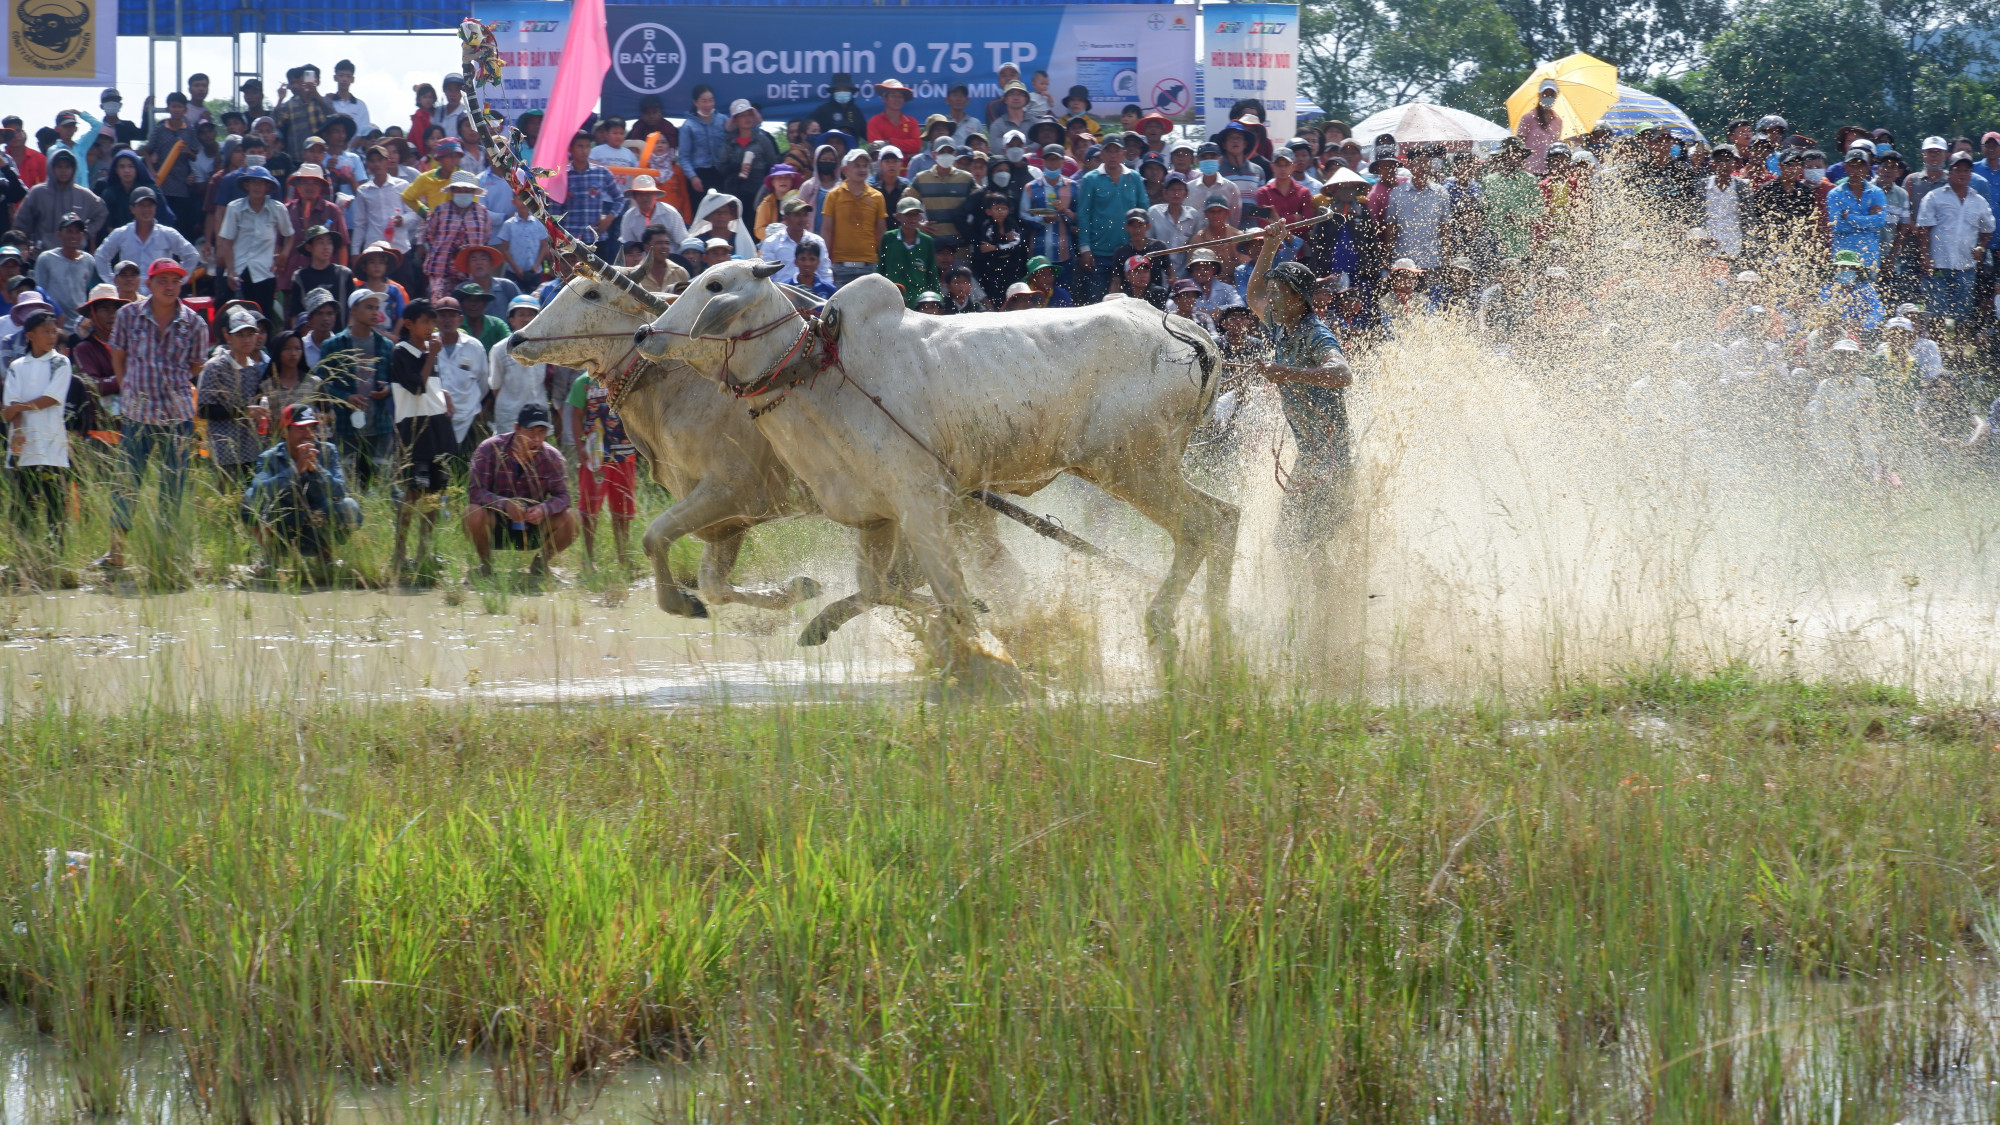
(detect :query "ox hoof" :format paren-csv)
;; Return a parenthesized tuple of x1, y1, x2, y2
(658, 584, 709, 619)
(788, 575, 824, 602)
(798, 612, 841, 646)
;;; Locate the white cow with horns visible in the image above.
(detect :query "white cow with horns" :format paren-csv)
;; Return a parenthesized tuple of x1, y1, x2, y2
(638, 261, 1240, 681)
(506, 269, 825, 620)
(508, 268, 1027, 641)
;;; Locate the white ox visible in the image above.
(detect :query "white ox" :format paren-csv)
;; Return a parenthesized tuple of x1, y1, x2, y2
(509, 270, 1023, 643)
(506, 272, 823, 619)
(638, 261, 1239, 679)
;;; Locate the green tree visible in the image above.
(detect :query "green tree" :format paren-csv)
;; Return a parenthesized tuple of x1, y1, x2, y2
(1495, 0, 1728, 73)
(1300, 0, 1531, 122)
(1679, 0, 2000, 141)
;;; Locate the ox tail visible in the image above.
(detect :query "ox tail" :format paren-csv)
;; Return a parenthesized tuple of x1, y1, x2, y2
(1159, 312, 1224, 427)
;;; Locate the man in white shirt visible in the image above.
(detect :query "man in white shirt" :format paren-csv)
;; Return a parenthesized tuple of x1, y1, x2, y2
(216, 166, 297, 319)
(759, 196, 834, 287)
(1148, 174, 1202, 277)
(348, 146, 416, 254)
(1384, 156, 1453, 270)
(325, 60, 373, 139)
(1190, 142, 1242, 219)
(95, 188, 200, 279)
(616, 175, 690, 252)
(433, 296, 489, 455)
(34, 214, 103, 326)
(4, 308, 73, 551)
(1917, 152, 1997, 319)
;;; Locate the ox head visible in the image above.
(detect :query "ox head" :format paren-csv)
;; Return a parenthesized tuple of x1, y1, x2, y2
(507, 267, 672, 372)
(636, 259, 792, 386)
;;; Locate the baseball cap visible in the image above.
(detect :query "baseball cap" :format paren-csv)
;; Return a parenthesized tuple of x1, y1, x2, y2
(729, 98, 755, 117)
(432, 296, 462, 313)
(1004, 281, 1035, 298)
(1984, 132, 2000, 146)
(896, 195, 925, 214)
(932, 137, 957, 153)
(516, 402, 553, 430)
(225, 307, 261, 333)
(346, 287, 385, 309)
(1124, 207, 1149, 223)
(442, 72, 464, 86)
(452, 282, 490, 300)
(57, 211, 87, 230)
(434, 138, 465, 157)
(1883, 316, 1915, 332)
(1947, 151, 1976, 168)
(704, 237, 732, 251)
(280, 403, 321, 429)
(780, 196, 812, 215)
(1125, 254, 1151, 271)
(914, 291, 943, 306)
(147, 258, 189, 279)
(1171, 279, 1200, 295)
(15, 308, 55, 332)
(1922, 135, 1948, 151)
(129, 186, 158, 205)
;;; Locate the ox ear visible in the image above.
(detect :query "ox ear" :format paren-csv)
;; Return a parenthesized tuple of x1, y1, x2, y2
(750, 260, 784, 280)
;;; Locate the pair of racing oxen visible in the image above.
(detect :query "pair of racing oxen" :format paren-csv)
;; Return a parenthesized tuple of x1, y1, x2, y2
(512, 250, 1241, 686)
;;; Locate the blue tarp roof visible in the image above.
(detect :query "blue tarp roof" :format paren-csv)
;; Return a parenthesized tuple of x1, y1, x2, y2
(119, 0, 1143, 38)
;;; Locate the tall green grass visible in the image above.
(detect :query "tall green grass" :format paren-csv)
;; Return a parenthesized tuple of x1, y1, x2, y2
(4, 668, 1998, 1121)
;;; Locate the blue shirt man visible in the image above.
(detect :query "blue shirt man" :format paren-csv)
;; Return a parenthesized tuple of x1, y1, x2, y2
(1076, 140, 1148, 298)
(1824, 154, 1888, 267)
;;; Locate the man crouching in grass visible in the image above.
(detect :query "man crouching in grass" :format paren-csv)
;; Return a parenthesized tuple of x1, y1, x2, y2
(240, 403, 362, 582)
(462, 403, 577, 580)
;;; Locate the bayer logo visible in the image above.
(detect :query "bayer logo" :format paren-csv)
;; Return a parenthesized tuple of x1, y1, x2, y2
(613, 23, 687, 95)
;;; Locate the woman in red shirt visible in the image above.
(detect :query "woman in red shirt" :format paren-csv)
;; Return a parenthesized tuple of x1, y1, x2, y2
(866, 80, 924, 152)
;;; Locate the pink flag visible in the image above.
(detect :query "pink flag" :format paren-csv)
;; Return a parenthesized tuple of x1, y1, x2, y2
(533, 0, 610, 204)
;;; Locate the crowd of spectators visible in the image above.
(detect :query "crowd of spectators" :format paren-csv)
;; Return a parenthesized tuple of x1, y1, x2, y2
(3, 57, 1998, 581)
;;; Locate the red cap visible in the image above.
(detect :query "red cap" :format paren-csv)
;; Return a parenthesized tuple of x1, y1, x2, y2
(1985, 132, 2000, 146)
(147, 257, 189, 279)
(1125, 254, 1150, 271)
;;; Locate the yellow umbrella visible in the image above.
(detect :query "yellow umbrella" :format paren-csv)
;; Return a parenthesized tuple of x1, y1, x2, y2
(1505, 52, 1619, 139)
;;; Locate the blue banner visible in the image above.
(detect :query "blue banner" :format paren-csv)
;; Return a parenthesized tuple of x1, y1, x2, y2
(598, 4, 1196, 126)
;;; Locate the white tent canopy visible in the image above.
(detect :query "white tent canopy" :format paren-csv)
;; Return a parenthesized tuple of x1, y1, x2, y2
(1349, 102, 1512, 149)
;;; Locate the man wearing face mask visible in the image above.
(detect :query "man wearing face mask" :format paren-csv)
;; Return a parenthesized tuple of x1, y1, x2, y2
(809, 74, 868, 138)
(423, 170, 494, 301)
(1022, 143, 1078, 278)
(1631, 124, 1700, 231)
(98, 89, 145, 148)
(1189, 142, 1241, 222)
(912, 139, 978, 258)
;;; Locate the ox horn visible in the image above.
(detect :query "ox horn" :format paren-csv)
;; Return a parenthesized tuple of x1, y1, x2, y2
(750, 260, 784, 279)
(604, 266, 671, 314)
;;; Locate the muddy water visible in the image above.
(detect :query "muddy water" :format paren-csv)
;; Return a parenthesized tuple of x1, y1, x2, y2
(0, 1006, 697, 1124)
(0, 578, 918, 712)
